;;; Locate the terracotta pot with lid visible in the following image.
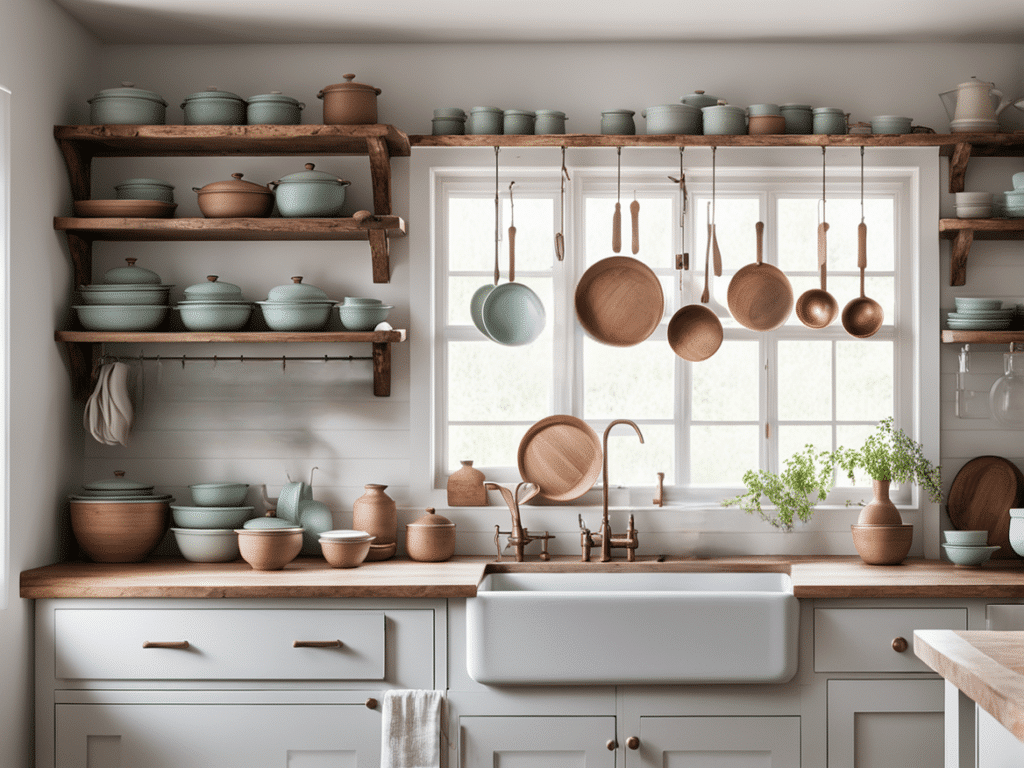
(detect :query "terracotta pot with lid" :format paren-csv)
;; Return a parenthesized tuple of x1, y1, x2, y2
(193, 173, 274, 218)
(405, 508, 456, 562)
(318, 74, 382, 125)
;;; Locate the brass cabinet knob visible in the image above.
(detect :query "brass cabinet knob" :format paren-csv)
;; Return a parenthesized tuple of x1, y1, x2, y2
(606, 740, 617, 751)
(626, 736, 640, 750)
(892, 636, 909, 653)
(365, 698, 378, 710)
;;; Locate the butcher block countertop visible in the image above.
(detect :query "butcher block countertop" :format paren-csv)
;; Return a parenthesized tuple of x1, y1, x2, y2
(915, 629, 1024, 742)
(19, 555, 1024, 599)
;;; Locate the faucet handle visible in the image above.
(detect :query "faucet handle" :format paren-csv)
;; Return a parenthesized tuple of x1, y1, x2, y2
(578, 514, 590, 533)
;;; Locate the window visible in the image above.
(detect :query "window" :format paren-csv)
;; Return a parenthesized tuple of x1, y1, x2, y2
(431, 150, 921, 511)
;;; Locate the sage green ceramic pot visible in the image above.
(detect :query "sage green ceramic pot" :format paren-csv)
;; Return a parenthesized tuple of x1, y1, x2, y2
(181, 87, 246, 125)
(246, 92, 304, 125)
(256, 301, 334, 331)
(432, 116, 466, 135)
(174, 301, 253, 331)
(74, 304, 168, 331)
(534, 110, 567, 134)
(779, 104, 813, 134)
(642, 104, 701, 135)
(114, 178, 175, 203)
(812, 107, 848, 135)
(503, 110, 536, 135)
(600, 109, 636, 135)
(88, 83, 168, 124)
(701, 104, 747, 135)
(269, 163, 350, 218)
(467, 107, 503, 135)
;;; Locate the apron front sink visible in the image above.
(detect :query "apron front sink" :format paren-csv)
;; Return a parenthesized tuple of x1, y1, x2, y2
(466, 570, 799, 685)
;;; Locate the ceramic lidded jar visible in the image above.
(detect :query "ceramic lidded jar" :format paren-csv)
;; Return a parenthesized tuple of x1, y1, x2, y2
(269, 163, 351, 218)
(88, 82, 168, 125)
(812, 107, 849, 135)
(503, 109, 536, 135)
(601, 109, 636, 135)
(246, 91, 304, 125)
(352, 484, 397, 546)
(534, 110, 567, 134)
(317, 74, 382, 125)
(406, 508, 456, 562)
(468, 106, 504, 135)
(193, 173, 275, 218)
(181, 87, 247, 126)
(447, 461, 487, 506)
(779, 104, 813, 134)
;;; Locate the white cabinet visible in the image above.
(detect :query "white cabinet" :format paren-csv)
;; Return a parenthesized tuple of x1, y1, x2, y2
(628, 715, 801, 767)
(459, 716, 617, 768)
(36, 598, 446, 768)
(827, 679, 945, 768)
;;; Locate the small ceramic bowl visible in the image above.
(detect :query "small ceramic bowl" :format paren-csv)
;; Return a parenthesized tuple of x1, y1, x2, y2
(954, 297, 1003, 311)
(956, 205, 993, 218)
(337, 303, 393, 331)
(870, 115, 913, 134)
(943, 529, 989, 546)
(320, 530, 375, 568)
(942, 543, 1000, 567)
(171, 504, 255, 529)
(955, 192, 994, 205)
(171, 528, 240, 563)
(236, 527, 304, 570)
(189, 482, 250, 506)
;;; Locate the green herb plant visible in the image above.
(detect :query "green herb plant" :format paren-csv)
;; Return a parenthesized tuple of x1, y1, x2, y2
(847, 417, 943, 503)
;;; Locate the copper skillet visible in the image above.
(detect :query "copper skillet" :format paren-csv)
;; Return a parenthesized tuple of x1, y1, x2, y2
(727, 221, 794, 331)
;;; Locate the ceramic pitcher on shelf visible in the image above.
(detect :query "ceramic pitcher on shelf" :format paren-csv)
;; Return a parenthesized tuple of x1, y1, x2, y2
(940, 77, 1014, 131)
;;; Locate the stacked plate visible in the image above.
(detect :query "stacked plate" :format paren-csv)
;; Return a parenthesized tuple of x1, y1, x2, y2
(947, 298, 1014, 330)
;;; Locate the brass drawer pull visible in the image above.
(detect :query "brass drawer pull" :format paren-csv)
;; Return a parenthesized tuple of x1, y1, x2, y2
(626, 736, 640, 750)
(142, 641, 190, 650)
(366, 698, 379, 710)
(292, 640, 343, 648)
(892, 636, 909, 653)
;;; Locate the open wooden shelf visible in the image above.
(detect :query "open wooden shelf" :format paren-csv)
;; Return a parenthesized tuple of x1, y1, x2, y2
(55, 329, 407, 399)
(939, 218, 1024, 286)
(941, 330, 1024, 345)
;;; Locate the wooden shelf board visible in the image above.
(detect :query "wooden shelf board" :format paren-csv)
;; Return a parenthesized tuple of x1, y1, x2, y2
(53, 216, 406, 241)
(941, 330, 1024, 344)
(410, 131, 1024, 152)
(56, 329, 406, 344)
(55, 124, 411, 157)
(939, 218, 1024, 240)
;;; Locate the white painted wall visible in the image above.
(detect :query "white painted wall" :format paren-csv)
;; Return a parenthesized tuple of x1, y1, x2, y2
(0, 0, 98, 766)
(84, 42, 1024, 560)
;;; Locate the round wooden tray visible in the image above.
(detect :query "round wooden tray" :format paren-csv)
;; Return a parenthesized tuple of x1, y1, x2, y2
(73, 199, 177, 218)
(947, 455, 1024, 558)
(574, 256, 664, 347)
(517, 415, 602, 502)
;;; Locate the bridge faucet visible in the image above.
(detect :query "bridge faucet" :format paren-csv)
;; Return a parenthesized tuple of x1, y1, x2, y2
(590, 418, 644, 562)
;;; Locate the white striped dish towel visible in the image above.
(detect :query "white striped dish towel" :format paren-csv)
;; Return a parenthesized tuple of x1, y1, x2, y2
(380, 689, 444, 768)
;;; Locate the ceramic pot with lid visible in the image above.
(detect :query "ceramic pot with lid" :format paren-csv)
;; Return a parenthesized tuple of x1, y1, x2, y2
(534, 110, 567, 134)
(103, 257, 162, 285)
(266, 276, 331, 303)
(246, 91, 304, 125)
(405, 508, 456, 562)
(680, 90, 719, 110)
(193, 173, 274, 218)
(702, 104, 747, 135)
(318, 74, 381, 125)
(183, 275, 246, 302)
(812, 107, 848, 135)
(269, 163, 351, 218)
(114, 178, 175, 203)
(503, 110, 536, 135)
(779, 104, 813, 134)
(88, 82, 168, 125)
(181, 87, 247, 126)
(467, 106, 503, 135)
(432, 115, 466, 135)
(642, 104, 701, 135)
(601, 109, 636, 135)
(257, 277, 334, 331)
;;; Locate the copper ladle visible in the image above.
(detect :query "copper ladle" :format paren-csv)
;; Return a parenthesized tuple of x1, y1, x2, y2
(795, 148, 838, 329)
(667, 202, 723, 362)
(841, 148, 884, 338)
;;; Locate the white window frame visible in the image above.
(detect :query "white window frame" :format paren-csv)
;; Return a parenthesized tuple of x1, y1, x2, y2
(408, 147, 940, 555)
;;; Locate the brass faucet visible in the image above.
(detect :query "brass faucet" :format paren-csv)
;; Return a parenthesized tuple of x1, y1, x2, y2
(486, 482, 554, 562)
(580, 419, 644, 562)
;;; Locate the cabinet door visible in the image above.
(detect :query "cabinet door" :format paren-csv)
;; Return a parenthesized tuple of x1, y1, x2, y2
(827, 679, 944, 768)
(459, 716, 616, 768)
(628, 716, 800, 767)
(55, 703, 381, 768)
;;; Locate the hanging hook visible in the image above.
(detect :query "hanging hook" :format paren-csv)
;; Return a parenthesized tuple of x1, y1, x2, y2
(281, 355, 287, 371)
(860, 145, 866, 224)
(560, 146, 570, 181)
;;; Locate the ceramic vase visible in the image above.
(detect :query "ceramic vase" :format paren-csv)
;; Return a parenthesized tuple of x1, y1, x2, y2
(353, 484, 397, 546)
(447, 461, 487, 506)
(857, 480, 903, 526)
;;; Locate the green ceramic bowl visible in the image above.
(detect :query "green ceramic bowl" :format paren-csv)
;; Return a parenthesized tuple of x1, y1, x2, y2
(171, 528, 240, 563)
(171, 504, 255, 529)
(337, 303, 393, 331)
(79, 286, 170, 305)
(189, 483, 250, 507)
(941, 543, 999, 567)
(74, 304, 168, 331)
(174, 301, 252, 331)
(257, 301, 334, 331)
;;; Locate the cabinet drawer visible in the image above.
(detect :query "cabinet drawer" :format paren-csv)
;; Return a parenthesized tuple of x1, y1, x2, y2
(814, 607, 967, 673)
(54, 609, 385, 681)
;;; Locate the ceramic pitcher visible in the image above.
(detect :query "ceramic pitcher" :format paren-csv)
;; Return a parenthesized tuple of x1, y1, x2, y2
(941, 77, 1013, 129)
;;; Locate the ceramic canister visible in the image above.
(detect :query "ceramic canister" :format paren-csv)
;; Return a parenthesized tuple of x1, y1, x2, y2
(779, 104, 813, 134)
(642, 104, 702, 135)
(503, 110, 536, 135)
(181, 87, 247, 126)
(534, 110, 567, 134)
(701, 104, 747, 135)
(352, 484, 397, 546)
(601, 109, 636, 135)
(812, 107, 848, 135)
(447, 461, 487, 506)
(468, 106, 504, 135)
(432, 116, 466, 135)
(747, 103, 781, 117)
(246, 92, 304, 125)
(405, 508, 456, 562)
(88, 83, 168, 125)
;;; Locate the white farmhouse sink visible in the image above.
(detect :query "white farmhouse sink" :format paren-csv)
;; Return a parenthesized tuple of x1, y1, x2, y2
(466, 570, 799, 685)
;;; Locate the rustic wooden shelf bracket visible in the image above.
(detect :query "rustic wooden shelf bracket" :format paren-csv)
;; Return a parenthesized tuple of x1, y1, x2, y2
(950, 228, 973, 286)
(948, 142, 972, 194)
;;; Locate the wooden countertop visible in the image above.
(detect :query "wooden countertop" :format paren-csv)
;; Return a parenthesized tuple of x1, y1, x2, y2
(19, 555, 1024, 599)
(915, 629, 1024, 743)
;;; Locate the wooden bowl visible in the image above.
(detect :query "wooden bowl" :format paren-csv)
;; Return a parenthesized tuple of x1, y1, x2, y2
(69, 499, 169, 563)
(851, 524, 913, 566)
(236, 527, 303, 570)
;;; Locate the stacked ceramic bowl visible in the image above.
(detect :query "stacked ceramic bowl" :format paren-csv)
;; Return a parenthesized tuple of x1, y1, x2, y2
(954, 192, 993, 218)
(942, 529, 999, 567)
(1001, 173, 1024, 217)
(75, 258, 172, 330)
(256, 276, 336, 331)
(171, 483, 253, 562)
(69, 472, 173, 563)
(337, 297, 393, 331)
(319, 529, 375, 568)
(947, 297, 1015, 330)
(174, 275, 253, 331)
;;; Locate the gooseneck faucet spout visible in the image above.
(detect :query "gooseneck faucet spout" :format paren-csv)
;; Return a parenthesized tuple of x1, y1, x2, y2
(600, 419, 644, 562)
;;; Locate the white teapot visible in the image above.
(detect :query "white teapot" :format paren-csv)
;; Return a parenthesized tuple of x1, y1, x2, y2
(940, 77, 1014, 131)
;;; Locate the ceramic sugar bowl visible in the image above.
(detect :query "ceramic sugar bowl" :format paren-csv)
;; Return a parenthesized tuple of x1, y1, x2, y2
(405, 508, 456, 562)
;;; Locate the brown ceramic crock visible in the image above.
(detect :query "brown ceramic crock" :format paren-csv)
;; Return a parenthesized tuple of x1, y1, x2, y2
(317, 74, 381, 125)
(192, 173, 274, 218)
(405, 508, 456, 562)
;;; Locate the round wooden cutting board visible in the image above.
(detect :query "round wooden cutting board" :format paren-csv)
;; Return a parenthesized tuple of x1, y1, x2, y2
(947, 455, 1024, 558)
(517, 415, 603, 502)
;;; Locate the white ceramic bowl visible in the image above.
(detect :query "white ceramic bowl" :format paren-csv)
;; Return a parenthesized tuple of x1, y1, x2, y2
(942, 543, 1000, 567)
(943, 529, 989, 546)
(955, 205, 992, 218)
(955, 192, 993, 205)
(171, 527, 240, 562)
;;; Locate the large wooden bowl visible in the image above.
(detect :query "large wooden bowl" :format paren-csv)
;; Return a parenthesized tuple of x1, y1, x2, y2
(574, 256, 664, 347)
(69, 499, 169, 563)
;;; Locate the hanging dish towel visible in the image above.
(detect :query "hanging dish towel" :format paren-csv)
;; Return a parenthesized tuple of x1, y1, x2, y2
(380, 689, 444, 768)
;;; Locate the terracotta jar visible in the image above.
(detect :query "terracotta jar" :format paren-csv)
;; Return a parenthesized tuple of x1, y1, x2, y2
(405, 508, 456, 562)
(317, 74, 381, 125)
(352, 484, 397, 545)
(447, 460, 487, 506)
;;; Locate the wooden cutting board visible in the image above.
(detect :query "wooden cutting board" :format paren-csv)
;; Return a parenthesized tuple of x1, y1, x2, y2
(518, 415, 603, 502)
(947, 455, 1024, 559)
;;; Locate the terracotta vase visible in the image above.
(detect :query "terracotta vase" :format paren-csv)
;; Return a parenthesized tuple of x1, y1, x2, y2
(352, 484, 397, 546)
(857, 479, 903, 526)
(447, 460, 487, 506)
